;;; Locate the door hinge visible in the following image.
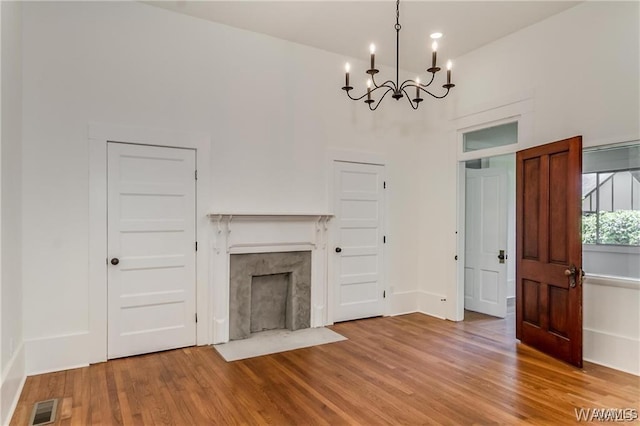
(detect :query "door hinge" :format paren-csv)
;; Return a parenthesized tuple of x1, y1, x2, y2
(195, 241, 198, 251)
(383, 290, 386, 298)
(383, 236, 386, 244)
(383, 181, 386, 189)
(195, 170, 198, 180)
(195, 313, 198, 323)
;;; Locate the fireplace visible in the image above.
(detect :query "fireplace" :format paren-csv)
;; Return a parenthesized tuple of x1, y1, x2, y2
(208, 213, 332, 344)
(229, 251, 311, 340)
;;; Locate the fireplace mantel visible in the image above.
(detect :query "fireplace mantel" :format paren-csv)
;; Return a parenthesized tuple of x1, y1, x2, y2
(208, 213, 333, 229)
(208, 212, 333, 217)
(208, 213, 332, 344)
(208, 213, 332, 254)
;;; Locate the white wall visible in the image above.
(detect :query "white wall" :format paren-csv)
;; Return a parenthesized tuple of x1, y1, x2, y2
(453, 2, 639, 148)
(583, 245, 640, 280)
(418, 1, 639, 374)
(1, 1, 26, 424)
(583, 276, 639, 375)
(20, 1, 427, 373)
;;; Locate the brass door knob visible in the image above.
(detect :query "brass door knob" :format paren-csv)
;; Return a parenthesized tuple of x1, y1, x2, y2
(564, 265, 577, 287)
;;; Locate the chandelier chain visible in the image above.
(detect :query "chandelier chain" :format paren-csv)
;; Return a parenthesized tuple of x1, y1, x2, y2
(395, 0, 401, 31)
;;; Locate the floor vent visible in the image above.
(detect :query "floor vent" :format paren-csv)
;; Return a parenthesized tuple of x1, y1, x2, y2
(29, 398, 58, 426)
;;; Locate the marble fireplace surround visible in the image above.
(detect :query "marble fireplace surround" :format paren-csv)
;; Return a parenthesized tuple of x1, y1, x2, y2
(229, 251, 311, 340)
(208, 213, 332, 344)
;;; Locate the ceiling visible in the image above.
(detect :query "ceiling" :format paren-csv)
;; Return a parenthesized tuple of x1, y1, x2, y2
(145, 1, 581, 73)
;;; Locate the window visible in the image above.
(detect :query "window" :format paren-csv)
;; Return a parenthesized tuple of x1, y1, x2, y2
(463, 122, 517, 153)
(582, 143, 640, 280)
(582, 170, 640, 245)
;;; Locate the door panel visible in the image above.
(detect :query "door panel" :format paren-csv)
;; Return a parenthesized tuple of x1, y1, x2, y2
(108, 143, 197, 359)
(465, 168, 508, 318)
(516, 136, 583, 367)
(334, 161, 385, 322)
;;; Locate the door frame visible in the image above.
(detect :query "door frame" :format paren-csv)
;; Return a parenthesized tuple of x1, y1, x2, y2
(88, 123, 211, 364)
(452, 101, 532, 321)
(327, 149, 388, 323)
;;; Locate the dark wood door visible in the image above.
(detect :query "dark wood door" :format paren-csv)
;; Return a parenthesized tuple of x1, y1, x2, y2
(516, 136, 583, 367)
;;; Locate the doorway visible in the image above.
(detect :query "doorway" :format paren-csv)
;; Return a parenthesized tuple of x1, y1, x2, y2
(463, 154, 516, 319)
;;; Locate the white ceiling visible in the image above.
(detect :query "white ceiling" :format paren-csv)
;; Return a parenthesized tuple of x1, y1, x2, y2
(145, 1, 581, 73)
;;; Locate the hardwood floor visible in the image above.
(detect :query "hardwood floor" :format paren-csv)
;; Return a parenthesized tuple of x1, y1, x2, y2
(11, 313, 639, 425)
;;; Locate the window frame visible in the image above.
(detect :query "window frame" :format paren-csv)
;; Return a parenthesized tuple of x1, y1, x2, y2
(582, 166, 640, 247)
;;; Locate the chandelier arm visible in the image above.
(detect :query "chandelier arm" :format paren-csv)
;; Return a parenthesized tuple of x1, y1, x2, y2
(345, 90, 374, 102)
(368, 88, 395, 111)
(398, 72, 436, 92)
(418, 87, 451, 99)
(401, 88, 420, 110)
(372, 74, 397, 91)
(399, 79, 416, 90)
(345, 80, 395, 101)
(372, 83, 395, 93)
(424, 72, 436, 87)
(422, 72, 436, 87)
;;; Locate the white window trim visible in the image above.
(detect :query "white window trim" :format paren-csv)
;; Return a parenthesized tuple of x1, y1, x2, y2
(583, 244, 640, 255)
(584, 274, 640, 290)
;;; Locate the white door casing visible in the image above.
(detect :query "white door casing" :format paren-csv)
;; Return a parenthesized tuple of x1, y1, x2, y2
(333, 161, 385, 322)
(107, 142, 197, 359)
(464, 167, 508, 318)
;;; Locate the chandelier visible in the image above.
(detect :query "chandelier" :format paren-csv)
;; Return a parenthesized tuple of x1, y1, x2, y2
(341, 0, 455, 110)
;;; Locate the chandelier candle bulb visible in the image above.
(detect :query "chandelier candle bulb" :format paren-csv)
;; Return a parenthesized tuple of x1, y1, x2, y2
(345, 63, 350, 87)
(367, 79, 372, 101)
(431, 41, 438, 69)
(447, 61, 452, 84)
(370, 44, 376, 70)
(416, 77, 420, 99)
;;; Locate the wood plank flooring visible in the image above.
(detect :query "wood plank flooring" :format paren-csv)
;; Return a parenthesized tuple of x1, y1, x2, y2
(11, 313, 639, 425)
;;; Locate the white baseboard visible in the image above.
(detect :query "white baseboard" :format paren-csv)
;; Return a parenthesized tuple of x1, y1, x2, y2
(389, 290, 419, 316)
(584, 328, 639, 376)
(25, 332, 90, 376)
(417, 291, 447, 320)
(1, 342, 26, 426)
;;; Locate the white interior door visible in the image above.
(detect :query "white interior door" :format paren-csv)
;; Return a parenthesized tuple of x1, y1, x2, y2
(333, 161, 385, 322)
(108, 142, 197, 359)
(464, 167, 508, 318)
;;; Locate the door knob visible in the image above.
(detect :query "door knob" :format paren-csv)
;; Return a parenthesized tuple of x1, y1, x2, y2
(564, 265, 577, 287)
(335, 247, 342, 253)
(497, 250, 506, 263)
(111, 258, 120, 265)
